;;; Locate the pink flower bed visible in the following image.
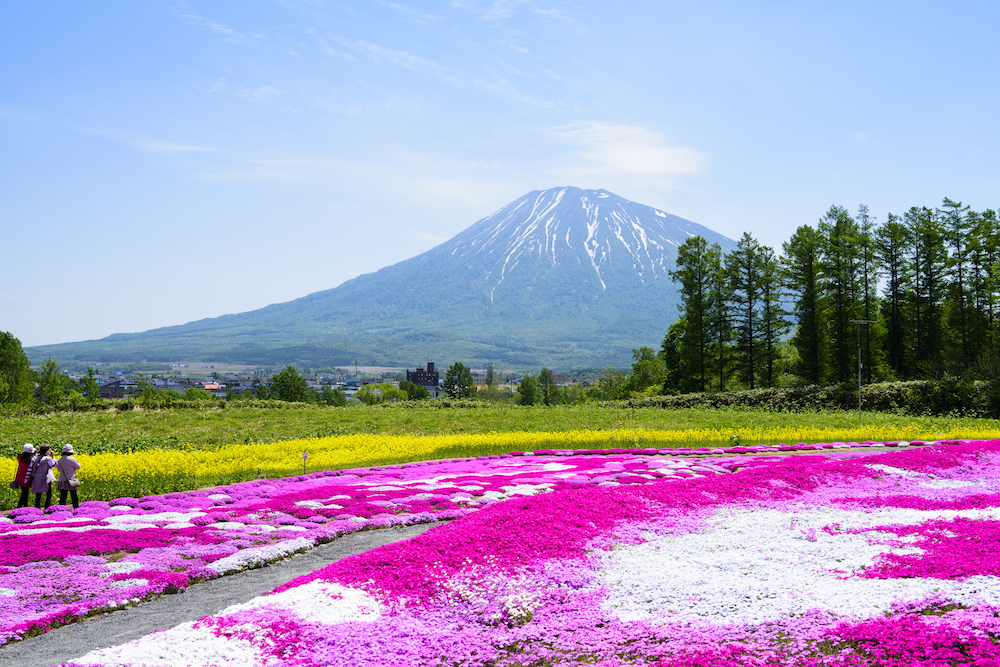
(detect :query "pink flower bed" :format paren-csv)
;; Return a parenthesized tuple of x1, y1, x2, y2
(0, 448, 736, 645)
(47, 439, 1000, 666)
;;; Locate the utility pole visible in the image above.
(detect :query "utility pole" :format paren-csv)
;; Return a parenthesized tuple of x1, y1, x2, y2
(849, 319, 876, 422)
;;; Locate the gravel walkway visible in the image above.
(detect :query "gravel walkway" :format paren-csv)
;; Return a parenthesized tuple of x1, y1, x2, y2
(0, 523, 438, 667)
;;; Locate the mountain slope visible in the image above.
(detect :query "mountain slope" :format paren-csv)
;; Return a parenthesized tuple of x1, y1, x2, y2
(29, 187, 736, 369)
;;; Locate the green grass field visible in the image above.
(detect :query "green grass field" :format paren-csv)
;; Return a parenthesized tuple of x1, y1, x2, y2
(3, 402, 998, 456)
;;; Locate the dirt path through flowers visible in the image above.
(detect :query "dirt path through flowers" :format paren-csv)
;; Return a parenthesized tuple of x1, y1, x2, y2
(0, 523, 438, 667)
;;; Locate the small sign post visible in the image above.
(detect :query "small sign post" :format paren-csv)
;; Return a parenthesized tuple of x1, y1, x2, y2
(849, 319, 877, 423)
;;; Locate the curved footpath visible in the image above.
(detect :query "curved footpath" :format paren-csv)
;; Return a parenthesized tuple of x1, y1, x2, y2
(0, 523, 438, 667)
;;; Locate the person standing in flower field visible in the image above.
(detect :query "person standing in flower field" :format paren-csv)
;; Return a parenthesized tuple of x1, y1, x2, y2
(56, 444, 82, 509)
(30, 444, 57, 509)
(11, 444, 36, 508)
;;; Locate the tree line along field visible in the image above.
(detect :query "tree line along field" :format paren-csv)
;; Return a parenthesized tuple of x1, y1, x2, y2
(2, 402, 999, 457)
(664, 200, 1000, 394)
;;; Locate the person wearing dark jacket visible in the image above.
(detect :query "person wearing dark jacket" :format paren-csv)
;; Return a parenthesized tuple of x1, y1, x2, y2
(13, 444, 35, 508)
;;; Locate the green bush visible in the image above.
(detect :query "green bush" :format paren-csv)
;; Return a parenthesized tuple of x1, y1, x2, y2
(625, 380, 1000, 417)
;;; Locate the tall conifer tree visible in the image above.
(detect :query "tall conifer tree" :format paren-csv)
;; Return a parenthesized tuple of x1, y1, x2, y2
(819, 206, 862, 383)
(782, 224, 826, 384)
(875, 214, 912, 377)
(668, 236, 720, 392)
(726, 233, 765, 389)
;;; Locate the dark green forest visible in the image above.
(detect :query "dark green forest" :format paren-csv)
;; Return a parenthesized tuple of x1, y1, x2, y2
(662, 199, 1000, 392)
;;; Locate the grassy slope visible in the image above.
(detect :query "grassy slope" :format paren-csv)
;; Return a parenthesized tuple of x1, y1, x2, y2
(2, 403, 997, 454)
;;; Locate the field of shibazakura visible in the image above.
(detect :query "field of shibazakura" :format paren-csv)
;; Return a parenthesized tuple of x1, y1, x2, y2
(2, 439, 999, 666)
(3, 403, 1000, 505)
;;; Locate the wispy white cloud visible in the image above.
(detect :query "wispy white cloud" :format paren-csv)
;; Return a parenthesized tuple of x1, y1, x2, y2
(473, 76, 552, 107)
(852, 132, 875, 145)
(179, 14, 265, 47)
(372, 0, 442, 24)
(338, 38, 462, 86)
(544, 122, 707, 180)
(204, 78, 284, 103)
(240, 84, 283, 103)
(451, 0, 587, 33)
(304, 28, 357, 60)
(132, 141, 220, 154)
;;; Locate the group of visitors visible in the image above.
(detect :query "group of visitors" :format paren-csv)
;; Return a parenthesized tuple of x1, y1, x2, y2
(11, 443, 82, 509)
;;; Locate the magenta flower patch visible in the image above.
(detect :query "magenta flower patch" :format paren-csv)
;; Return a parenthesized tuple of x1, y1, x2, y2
(52, 439, 1000, 667)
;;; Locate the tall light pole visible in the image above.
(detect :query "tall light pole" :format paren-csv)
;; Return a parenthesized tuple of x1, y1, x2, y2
(849, 319, 876, 422)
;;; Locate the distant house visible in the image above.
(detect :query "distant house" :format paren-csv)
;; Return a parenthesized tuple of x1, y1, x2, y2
(406, 362, 439, 387)
(98, 381, 127, 399)
(406, 362, 444, 398)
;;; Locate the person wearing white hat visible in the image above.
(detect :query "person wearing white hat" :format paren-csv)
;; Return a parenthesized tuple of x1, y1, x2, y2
(56, 444, 81, 509)
(12, 444, 36, 508)
(30, 445, 57, 510)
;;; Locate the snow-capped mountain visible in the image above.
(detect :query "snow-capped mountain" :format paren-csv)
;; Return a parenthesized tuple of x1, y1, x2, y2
(30, 188, 736, 368)
(446, 187, 732, 299)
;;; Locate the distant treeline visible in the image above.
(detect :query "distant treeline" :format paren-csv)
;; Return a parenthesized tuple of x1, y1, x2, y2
(660, 199, 1000, 392)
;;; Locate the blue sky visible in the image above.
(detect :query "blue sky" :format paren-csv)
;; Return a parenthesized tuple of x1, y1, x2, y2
(3, 1, 999, 348)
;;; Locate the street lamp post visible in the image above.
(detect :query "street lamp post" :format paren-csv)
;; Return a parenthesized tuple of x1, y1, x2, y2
(849, 319, 876, 422)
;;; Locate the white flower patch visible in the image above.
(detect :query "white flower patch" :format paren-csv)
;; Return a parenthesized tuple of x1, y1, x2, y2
(103, 511, 204, 525)
(207, 494, 232, 501)
(210, 521, 248, 531)
(0, 588, 16, 597)
(501, 483, 553, 497)
(597, 506, 1000, 626)
(240, 524, 277, 534)
(27, 517, 96, 527)
(867, 464, 980, 489)
(107, 578, 149, 590)
(68, 582, 382, 666)
(294, 500, 327, 509)
(439, 563, 542, 626)
(12, 525, 98, 536)
(99, 561, 145, 578)
(294, 499, 345, 510)
(206, 537, 313, 575)
(366, 485, 403, 491)
(246, 580, 383, 624)
(394, 465, 564, 490)
(70, 620, 265, 666)
(110, 522, 158, 531)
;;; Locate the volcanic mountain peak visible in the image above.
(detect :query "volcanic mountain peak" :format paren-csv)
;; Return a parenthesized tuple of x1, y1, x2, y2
(28, 186, 737, 368)
(444, 186, 731, 299)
